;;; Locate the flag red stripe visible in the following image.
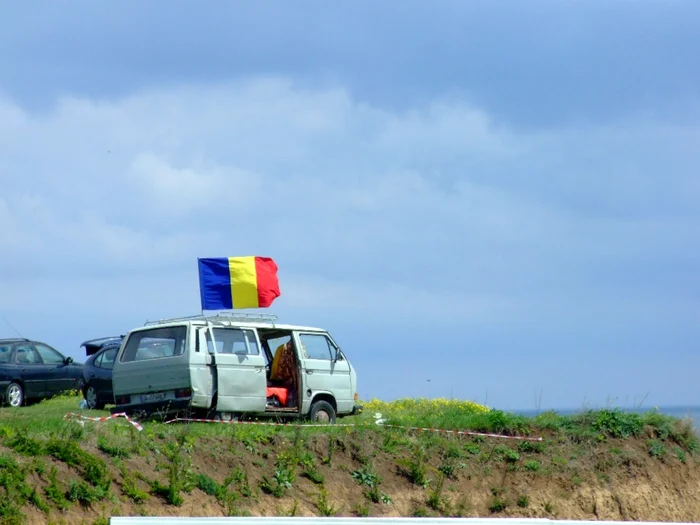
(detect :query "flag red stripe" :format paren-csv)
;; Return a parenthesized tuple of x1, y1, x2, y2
(254, 257, 281, 307)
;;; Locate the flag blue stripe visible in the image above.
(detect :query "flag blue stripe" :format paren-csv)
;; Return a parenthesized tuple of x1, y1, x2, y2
(198, 257, 233, 310)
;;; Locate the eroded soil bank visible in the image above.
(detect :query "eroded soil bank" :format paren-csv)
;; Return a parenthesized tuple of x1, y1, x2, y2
(9, 422, 700, 524)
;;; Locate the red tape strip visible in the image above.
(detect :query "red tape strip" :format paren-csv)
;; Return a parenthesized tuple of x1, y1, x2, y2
(162, 417, 543, 441)
(63, 412, 543, 441)
(63, 412, 144, 431)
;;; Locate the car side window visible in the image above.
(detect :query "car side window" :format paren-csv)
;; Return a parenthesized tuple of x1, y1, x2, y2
(94, 352, 104, 368)
(298, 334, 335, 360)
(34, 343, 66, 365)
(101, 348, 117, 370)
(15, 345, 41, 365)
(0, 345, 11, 364)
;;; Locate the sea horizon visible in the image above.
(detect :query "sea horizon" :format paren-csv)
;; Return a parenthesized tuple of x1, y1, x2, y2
(511, 404, 700, 429)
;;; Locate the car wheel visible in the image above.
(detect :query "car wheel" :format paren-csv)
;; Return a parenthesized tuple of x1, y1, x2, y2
(309, 400, 336, 424)
(85, 384, 105, 410)
(5, 382, 24, 408)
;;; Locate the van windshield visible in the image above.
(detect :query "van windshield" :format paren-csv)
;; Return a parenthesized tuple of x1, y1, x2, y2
(120, 326, 187, 362)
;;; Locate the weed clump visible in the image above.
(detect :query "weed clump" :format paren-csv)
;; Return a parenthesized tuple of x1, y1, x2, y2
(352, 463, 389, 504)
(150, 435, 195, 506)
(98, 436, 131, 459)
(6, 434, 44, 457)
(46, 439, 111, 493)
(0, 454, 35, 523)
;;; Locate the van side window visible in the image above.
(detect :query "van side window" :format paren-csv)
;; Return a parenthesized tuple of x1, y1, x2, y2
(120, 326, 187, 362)
(207, 328, 259, 355)
(299, 334, 335, 360)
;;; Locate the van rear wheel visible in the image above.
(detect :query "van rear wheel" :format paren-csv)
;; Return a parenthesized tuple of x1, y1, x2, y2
(309, 400, 336, 424)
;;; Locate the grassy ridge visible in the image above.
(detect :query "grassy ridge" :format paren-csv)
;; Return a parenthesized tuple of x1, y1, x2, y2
(0, 393, 696, 523)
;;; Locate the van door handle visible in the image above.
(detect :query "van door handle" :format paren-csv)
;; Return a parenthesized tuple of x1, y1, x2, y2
(306, 370, 313, 375)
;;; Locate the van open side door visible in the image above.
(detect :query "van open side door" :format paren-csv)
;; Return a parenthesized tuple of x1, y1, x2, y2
(205, 327, 267, 413)
(190, 327, 215, 409)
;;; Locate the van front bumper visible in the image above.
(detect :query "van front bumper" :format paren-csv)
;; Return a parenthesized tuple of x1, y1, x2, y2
(110, 398, 192, 416)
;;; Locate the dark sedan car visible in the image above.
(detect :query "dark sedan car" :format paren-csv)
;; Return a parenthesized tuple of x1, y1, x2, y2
(0, 338, 83, 407)
(80, 336, 122, 409)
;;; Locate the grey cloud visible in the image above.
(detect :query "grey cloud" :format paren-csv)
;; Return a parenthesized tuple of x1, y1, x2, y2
(1, 2, 699, 127)
(1, 79, 699, 407)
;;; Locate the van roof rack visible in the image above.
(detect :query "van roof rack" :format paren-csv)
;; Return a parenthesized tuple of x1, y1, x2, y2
(144, 312, 279, 327)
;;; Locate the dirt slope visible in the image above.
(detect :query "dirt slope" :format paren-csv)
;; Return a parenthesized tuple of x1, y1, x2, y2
(11, 425, 700, 525)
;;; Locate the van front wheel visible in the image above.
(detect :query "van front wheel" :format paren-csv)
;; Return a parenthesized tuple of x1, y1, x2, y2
(309, 400, 336, 424)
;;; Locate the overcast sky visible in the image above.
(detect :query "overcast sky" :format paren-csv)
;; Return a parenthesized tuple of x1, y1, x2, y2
(1, 1, 699, 411)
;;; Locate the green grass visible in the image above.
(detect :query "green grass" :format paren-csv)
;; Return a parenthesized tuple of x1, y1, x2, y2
(0, 391, 697, 520)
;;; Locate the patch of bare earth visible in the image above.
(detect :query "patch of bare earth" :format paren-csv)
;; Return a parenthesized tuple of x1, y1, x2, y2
(9, 430, 700, 524)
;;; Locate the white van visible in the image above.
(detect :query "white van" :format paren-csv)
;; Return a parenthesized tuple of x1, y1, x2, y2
(109, 313, 362, 423)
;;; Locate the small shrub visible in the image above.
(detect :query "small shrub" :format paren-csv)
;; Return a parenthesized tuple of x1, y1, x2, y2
(426, 473, 446, 511)
(504, 449, 520, 464)
(351, 464, 384, 504)
(323, 435, 336, 466)
(226, 467, 252, 498)
(122, 476, 150, 503)
(44, 467, 69, 510)
(66, 480, 102, 507)
(592, 409, 642, 438)
(150, 437, 195, 506)
(647, 439, 666, 460)
(354, 502, 370, 517)
(517, 494, 529, 508)
(29, 487, 50, 514)
(523, 460, 541, 472)
(438, 461, 456, 479)
(464, 442, 481, 456)
(6, 434, 44, 456)
(674, 447, 687, 464)
(195, 474, 223, 498)
(519, 440, 545, 453)
(316, 487, 338, 516)
(0, 500, 25, 525)
(302, 466, 325, 485)
(46, 439, 111, 491)
(398, 448, 430, 488)
(98, 436, 131, 459)
(31, 459, 46, 477)
(489, 496, 507, 513)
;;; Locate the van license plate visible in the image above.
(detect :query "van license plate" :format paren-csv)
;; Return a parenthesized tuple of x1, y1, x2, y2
(140, 392, 166, 403)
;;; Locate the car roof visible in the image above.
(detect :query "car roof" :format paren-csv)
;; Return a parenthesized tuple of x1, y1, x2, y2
(82, 336, 123, 356)
(0, 338, 31, 344)
(81, 336, 123, 347)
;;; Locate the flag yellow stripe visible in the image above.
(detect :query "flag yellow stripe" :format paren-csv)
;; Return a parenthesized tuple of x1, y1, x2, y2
(228, 256, 260, 308)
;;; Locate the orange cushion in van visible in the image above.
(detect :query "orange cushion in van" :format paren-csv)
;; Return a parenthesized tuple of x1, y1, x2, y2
(266, 387, 288, 406)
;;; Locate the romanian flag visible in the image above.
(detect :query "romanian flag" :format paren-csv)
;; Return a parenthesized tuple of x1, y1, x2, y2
(198, 257, 281, 310)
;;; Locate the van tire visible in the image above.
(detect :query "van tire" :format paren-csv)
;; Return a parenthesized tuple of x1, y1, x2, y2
(309, 400, 336, 424)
